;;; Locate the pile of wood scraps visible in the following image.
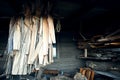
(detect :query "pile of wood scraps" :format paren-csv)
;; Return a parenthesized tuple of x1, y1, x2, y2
(89, 35, 120, 48)
(77, 29, 120, 49)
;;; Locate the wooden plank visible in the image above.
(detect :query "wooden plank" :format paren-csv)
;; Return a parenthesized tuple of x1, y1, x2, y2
(97, 36, 120, 42)
(79, 57, 111, 61)
(43, 69, 59, 74)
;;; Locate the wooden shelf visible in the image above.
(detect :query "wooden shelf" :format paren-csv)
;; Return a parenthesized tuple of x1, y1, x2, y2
(95, 70, 120, 79)
(79, 56, 112, 61)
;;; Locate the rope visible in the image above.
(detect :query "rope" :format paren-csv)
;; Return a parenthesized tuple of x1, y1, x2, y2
(56, 20, 61, 32)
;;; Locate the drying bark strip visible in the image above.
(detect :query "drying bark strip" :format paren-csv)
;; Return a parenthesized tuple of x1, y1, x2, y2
(29, 17, 43, 65)
(47, 16, 56, 63)
(12, 51, 21, 75)
(6, 18, 16, 75)
(28, 17, 38, 64)
(22, 19, 31, 74)
(37, 17, 44, 65)
(47, 16, 56, 44)
(38, 17, 44, 65)
(18, 17, 32, 75)
(8, 18, 16, 53)
(42, 17, 49, 65)
(12, 18, 21, 75)
(16, 18, 25, 75)
(6, 18, 14, 75)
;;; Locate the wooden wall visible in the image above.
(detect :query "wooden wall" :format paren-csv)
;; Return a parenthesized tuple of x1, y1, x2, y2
(45, 32, 85, 73)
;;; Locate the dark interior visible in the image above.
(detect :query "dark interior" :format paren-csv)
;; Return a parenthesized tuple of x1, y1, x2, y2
(0, 0, 120, 80)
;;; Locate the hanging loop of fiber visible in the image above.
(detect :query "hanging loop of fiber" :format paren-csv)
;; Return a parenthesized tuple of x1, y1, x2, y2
(56, 20, 61, 32)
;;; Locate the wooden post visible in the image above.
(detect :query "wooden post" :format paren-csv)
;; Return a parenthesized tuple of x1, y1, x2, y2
(84, 48, 87, 57)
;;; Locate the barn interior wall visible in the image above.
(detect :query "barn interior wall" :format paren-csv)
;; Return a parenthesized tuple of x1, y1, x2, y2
(45, 32, 86, 73)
